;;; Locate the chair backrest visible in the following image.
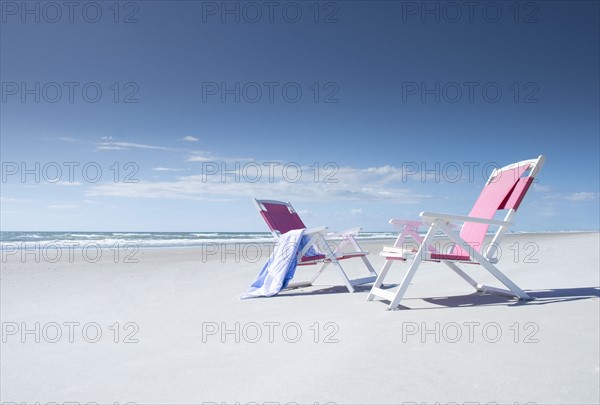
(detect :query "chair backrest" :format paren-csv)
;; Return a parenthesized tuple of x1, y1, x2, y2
(453, 155, 545, 257)
(254, 199, 306, 236)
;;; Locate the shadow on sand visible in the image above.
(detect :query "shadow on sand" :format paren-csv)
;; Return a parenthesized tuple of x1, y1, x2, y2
(274, 284, 600, 310)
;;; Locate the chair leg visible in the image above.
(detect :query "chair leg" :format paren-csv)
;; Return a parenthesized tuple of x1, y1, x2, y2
(478, 260, 531, 300)
(361, 255, 378, 277)
(387, 251, 423, 310)
(309, 262, 329, 284)
(332, 260, 355, 293)
(435, 220, 531, 300)
(300, 235, 378, 293)
(387, 226, 436, 310)
(346, 235, 378, 278)
(444, 261, 479, 290)
(319, 237, 355, 293)
(367, 260, 394, 301)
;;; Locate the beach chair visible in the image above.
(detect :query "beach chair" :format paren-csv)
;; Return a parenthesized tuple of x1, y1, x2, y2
(367, 155, 545, 310)
(253, 199, 378, 293)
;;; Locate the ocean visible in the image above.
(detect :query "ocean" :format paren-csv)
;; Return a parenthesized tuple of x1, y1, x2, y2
(0, 231, 399, 249)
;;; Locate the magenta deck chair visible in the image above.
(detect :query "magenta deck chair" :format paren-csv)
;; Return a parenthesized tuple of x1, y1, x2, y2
(254, 199, 377, 293)
(367, 156, 545, 310)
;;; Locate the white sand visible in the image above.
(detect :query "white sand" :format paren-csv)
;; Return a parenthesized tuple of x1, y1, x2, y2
(1, 232, 599, 404)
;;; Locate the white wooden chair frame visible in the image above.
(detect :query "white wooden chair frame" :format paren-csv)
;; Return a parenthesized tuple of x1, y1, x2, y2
(254, 199, 378, 293)
(367, 156, 546, 310)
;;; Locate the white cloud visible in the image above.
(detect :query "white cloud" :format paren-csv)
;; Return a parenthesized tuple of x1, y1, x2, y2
(533, 184, 552, 192)
(351, 208, 364, 215)
(186, 150, 254, 163)
(86, 164, 430, 203)
(97, 146, 128, 150)
(152, 167, 187, 172)
(60, 136, 177, 152)
(96, 141, 175, 151)
(565, 192, 599, 202)
(186, 151, 254, 163)
(182, 136, 199, 142)
(0, 197, 30, 203)
(59, 137, 82, 143)
(54, 181, 82, 186)
(47, 204, 80, 210)
(186, 151, 215, 162)
(543, 191, 599, 202)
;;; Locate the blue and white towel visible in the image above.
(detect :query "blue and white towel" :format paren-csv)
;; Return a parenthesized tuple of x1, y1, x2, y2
(241, 229, 315, 299)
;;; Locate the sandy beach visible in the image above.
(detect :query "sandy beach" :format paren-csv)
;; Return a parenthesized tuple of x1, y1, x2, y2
(1, 231, 599, 404)
(3, 0, 599, 403)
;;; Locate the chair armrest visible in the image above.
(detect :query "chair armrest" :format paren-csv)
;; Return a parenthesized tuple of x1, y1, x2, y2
(389, 218, 458, 229)
(419, 211, 513, 226)
(389, 218, 424, 228)
(304, 226, 329, 235)
(326, 227, 361, 238)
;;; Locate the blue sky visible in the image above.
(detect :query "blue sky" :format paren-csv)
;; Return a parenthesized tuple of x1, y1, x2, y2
(1, 1, 598, 232)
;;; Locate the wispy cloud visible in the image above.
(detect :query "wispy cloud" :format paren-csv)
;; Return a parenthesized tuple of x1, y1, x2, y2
(152, 167, 187, 172)
(96, 146, 128, 150)
(533, 184, 552, 192)
(186, 151, 254, 163)
(47, 204, 80, 210)
(0, 197, 31, 203)
(186, 151, 215, 162)
(59, 136, 178, 152)
(59, 136, 84, 143)
(542, 191, 599, 202)
(564, 192, 599, 202)
(182, 136, 199, 142)
(86, 164, 430, 203)
(97, 141, 176, 151)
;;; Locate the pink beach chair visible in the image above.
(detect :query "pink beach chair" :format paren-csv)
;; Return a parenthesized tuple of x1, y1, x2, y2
(254, 199, 378, 293)
(367, 156, 546, 310)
